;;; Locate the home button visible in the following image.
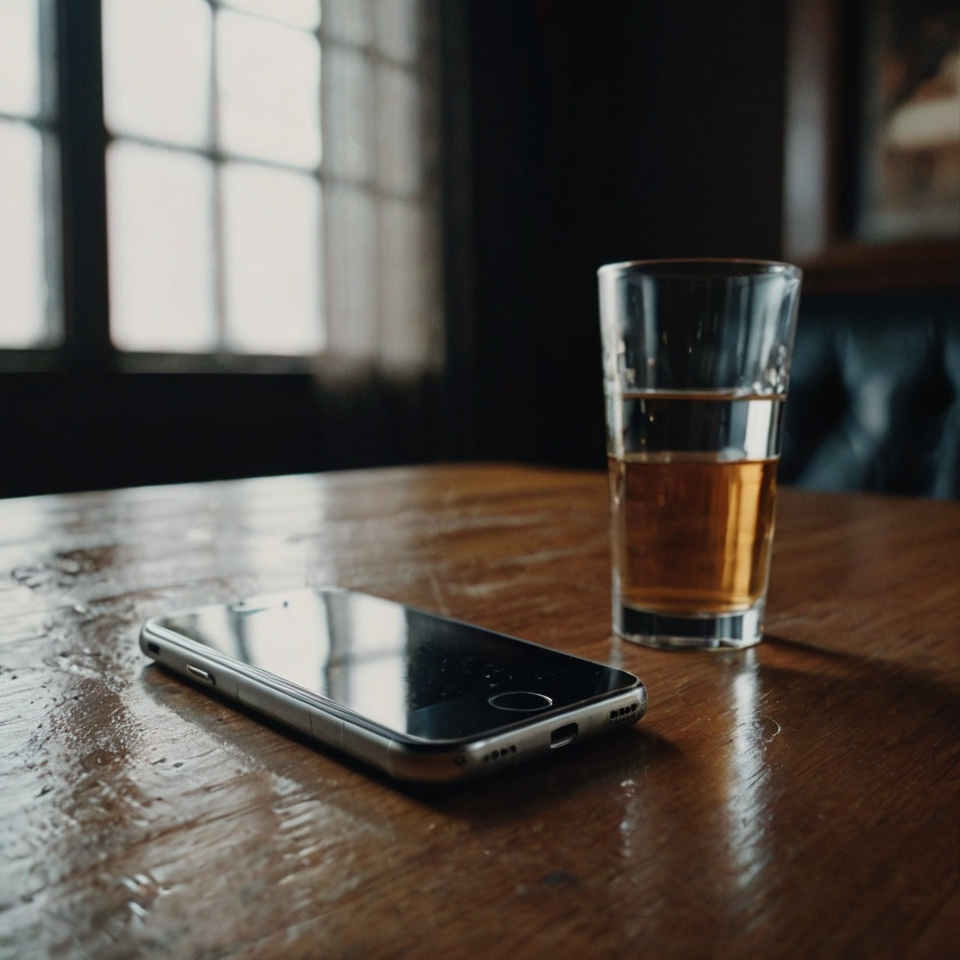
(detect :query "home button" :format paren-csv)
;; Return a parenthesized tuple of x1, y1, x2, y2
(488, 691, 553, 712)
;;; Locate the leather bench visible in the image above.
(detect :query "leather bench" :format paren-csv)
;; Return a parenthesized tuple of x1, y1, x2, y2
(781, 294, 960, 499)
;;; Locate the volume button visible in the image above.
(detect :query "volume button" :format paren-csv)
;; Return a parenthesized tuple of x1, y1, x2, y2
(187, 664, 216, 685)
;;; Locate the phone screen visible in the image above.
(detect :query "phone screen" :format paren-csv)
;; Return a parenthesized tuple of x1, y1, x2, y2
(155, 589, 637, 740)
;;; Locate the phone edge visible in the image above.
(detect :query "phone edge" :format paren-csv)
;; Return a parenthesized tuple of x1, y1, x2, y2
(139, 614, 647, 784)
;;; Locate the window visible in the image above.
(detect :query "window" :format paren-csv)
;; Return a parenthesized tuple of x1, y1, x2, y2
(0, 0, 443, 371)
(0, 0, 60, 349)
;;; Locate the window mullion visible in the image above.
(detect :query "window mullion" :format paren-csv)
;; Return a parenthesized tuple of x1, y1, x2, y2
(56, 0, 113, 368)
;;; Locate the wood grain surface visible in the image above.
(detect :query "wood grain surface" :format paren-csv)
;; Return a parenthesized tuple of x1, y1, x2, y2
(1, 463, 959, 959)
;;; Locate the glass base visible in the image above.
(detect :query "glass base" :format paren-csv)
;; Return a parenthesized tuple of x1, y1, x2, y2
(615, 603, 763, 650)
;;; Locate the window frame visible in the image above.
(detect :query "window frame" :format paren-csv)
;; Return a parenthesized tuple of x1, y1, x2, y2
(1, 0, 453, 377)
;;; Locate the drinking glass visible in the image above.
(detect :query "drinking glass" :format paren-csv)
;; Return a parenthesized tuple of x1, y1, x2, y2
(598, 259, 802, 649)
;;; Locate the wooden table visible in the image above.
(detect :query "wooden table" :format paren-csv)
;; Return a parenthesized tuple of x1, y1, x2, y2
(2, 464, 959, 959)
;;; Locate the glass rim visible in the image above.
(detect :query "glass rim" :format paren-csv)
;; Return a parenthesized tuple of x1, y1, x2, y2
(597, 257, 802, 279)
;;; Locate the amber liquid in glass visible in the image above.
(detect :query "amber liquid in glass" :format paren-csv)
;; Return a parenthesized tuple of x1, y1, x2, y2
(609, 453, 778, 614)
(608, 392, 783, 617)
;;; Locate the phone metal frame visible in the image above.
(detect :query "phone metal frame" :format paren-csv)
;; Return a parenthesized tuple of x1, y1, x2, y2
(140, 592, 648, 783)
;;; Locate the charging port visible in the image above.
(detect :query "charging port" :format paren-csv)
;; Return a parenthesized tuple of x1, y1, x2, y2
(550, 723, 579, 748)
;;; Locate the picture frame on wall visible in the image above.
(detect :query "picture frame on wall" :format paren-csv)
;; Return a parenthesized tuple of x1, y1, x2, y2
(783, 0, 960, 293)
(858, 0, 960, 243)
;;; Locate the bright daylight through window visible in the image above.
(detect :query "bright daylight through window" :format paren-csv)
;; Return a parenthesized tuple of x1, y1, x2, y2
(0, 0, 443, 370)
(0, 0, 60, 350)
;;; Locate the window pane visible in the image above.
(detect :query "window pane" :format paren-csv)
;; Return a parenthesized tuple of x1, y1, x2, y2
(0, 0, 40, 118)
(379, 198, 438, 369)
(375, 0, 417, 65)
(216, 9, 321, 168)
(107, 141, 217, 352)
(222, 162, 323, 355)
(376, 64, 419, 196)
(322, 45, 373, 181)
(324, 184, 376, 355)
(103, 0, 212, 148)
(323, 0, 373, 46)
(0, 120, 47, 346)
(220, 0, 320, 31)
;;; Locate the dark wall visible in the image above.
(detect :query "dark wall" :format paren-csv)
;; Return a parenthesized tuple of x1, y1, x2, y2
(466, 0, 791, 468)
(0, 372, 445, 498)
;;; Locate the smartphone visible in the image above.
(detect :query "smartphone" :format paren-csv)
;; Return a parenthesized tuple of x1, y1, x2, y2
(139, 587, 646, 783)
